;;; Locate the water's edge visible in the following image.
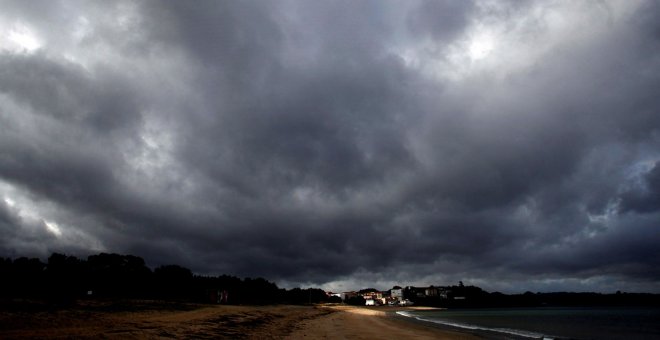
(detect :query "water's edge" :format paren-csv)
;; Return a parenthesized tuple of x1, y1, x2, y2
(394, 310, 565, 340)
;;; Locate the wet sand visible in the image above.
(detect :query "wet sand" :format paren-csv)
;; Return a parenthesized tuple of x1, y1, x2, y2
(0, 300, 481, 339)
(287, 305, 482, 339)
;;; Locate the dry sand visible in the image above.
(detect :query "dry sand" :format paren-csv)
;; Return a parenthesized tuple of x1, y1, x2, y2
(0, 300, 482, 339)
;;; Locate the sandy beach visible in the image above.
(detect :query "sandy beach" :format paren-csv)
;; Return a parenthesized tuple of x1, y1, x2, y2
(286, 305, 481, 339)
(0, 300, 481, 339)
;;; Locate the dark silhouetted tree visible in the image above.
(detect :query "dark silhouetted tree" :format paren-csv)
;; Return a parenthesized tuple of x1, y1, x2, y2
(46, 253, 86, 303)
(87, 253, 151, 297)
(12, 257, 46, 297)
(154, 265, 193, 299)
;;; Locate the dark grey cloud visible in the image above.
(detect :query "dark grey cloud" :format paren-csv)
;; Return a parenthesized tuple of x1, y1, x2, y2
(407, 0, 476, 42)
(620, 161, 660, 213)
(1, 0, 660, 293)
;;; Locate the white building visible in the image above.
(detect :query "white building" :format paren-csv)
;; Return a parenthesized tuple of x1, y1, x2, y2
(391, 287, 403, 301)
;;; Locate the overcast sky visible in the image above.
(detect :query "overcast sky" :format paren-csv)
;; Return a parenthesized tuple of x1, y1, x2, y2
(1, 0, 660, 293)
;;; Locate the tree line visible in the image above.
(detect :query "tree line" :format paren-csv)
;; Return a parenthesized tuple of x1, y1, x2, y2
(0, 252, 336, 305)
(400, 283, 660, 308)
(2, 252, 658, 308)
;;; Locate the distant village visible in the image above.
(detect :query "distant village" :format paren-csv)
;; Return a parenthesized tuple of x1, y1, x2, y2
(324, 282, 660, 308)
(327, 284, 470, 307)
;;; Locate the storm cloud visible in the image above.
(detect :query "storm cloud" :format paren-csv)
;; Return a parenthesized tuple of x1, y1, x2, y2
(1, 0, 660, 293)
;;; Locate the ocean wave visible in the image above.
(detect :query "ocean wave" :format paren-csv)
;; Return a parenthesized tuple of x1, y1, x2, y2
(395, 311, 554, 339)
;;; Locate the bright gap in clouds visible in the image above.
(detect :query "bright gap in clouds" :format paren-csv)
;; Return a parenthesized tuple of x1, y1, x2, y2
(3, 197, 16, 208)
(7, 24, 41, 53)
(467, 33, 495, 61)
(44, 221, 63, 237)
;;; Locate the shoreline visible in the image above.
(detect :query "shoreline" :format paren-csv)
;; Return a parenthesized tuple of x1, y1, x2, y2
(315, 305, 535, 339)
(384, 307, 529, 340)
(285, 304, 485, 339)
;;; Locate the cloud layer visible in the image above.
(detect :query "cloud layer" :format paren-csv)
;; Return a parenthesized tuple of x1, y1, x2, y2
(1, 0, 660, 293)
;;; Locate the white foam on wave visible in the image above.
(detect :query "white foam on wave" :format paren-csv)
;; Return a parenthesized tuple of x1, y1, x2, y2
(395, 311, 551, 339)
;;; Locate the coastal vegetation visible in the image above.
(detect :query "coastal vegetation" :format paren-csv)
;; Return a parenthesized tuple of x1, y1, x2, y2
(1, 252, 659, 308)
(0, 252, 329, 305)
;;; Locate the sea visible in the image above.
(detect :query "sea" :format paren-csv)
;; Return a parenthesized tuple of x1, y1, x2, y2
(396, 307, 660, 339)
